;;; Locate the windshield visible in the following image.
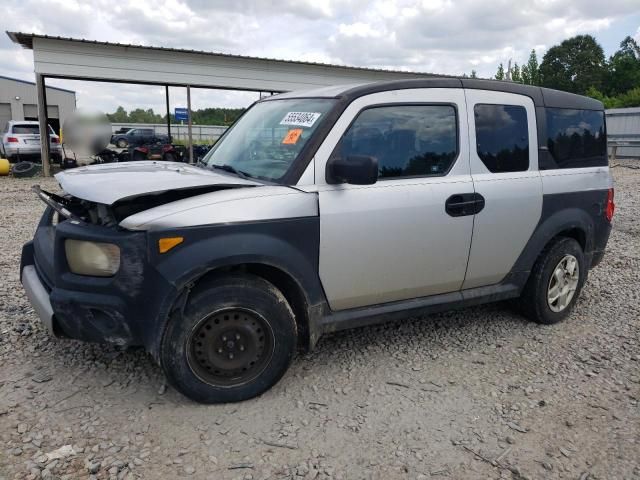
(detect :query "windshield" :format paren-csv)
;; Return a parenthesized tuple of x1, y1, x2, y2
(203, 98, 336, 182)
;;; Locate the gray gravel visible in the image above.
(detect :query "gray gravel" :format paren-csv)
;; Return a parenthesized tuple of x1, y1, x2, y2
(1, 163, 639, 480)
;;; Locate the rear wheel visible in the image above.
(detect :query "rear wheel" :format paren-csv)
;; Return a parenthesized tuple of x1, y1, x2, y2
(160, 274, 297, 403)
(116, 139, 128, 148)
(519, 237, 586, 324)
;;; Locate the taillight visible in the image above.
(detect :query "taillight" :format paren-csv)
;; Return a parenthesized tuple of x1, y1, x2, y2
(162, 145, 173, 152)
(137, 147, 149, 154)
(7, 137, 19, 143)
(605, 188, 615, 222)
(51, 137, 59, 144)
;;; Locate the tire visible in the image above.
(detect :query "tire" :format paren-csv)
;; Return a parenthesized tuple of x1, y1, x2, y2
(519, 237, 586, 325)
(131, 150, 147, 161)
(12, 161, 40, 178)
(163, 152, 177, 162)
(116, 139, 128, 148)
(161, 274, 297, 403)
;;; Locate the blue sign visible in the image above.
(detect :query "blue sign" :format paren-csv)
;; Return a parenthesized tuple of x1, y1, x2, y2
(174, 107, 189, 121)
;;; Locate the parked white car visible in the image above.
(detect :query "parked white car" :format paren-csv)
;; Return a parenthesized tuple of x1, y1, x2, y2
(1, 120, 62, 162)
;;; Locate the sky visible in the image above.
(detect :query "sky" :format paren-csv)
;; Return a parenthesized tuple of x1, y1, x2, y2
(2, 0, 639, 115)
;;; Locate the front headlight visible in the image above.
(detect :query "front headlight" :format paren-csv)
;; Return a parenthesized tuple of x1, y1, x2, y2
(65, 240, 120, 277)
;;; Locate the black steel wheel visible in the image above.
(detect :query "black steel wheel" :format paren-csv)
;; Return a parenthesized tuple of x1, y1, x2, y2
(187, 308, 274, 387)
(161, 274, 297, 403)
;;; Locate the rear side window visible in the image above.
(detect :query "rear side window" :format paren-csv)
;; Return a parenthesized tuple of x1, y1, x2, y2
(545, 108, 607, 169)
(474, 104, 529, 172)
(335, 104, 459, 179)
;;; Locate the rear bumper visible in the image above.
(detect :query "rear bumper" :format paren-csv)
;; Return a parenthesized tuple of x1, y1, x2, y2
(3, 144, 62, 156)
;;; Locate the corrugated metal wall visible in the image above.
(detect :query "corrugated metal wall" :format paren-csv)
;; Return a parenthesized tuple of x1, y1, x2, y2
(606, 107, 640, 159)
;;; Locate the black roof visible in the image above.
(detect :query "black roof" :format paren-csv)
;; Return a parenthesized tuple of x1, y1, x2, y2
(337, 78, 603, 110)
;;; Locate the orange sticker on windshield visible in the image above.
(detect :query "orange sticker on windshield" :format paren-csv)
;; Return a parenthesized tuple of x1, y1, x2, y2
(282, 128, 303, 145)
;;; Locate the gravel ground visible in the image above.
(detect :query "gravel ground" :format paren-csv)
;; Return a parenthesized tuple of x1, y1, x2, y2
(1, 163, 639, 480)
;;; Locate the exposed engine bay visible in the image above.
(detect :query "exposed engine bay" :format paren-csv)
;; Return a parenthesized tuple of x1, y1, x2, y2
(33, 185, 241, 227)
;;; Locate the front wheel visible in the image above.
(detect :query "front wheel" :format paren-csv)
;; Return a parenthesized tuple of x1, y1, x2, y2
(160, 274, 297, 403)
(519, 237, 586, 325)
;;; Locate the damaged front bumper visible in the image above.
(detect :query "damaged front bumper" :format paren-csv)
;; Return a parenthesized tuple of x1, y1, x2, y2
(20, 207, 177, 348)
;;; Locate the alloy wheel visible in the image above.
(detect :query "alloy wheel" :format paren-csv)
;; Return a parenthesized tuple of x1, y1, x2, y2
(547, 254, 580, 313)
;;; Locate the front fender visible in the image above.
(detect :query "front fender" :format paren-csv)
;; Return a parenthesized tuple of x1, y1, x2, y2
(144, 216, 323, 357)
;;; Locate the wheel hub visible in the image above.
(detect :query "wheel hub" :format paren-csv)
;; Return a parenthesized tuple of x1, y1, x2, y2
(547, 254, 579, 313)
(188, 309, 273, 386)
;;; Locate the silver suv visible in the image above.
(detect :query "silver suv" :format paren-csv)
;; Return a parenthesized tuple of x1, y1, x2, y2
(21, 79, 614, 403)
(2, 120, 62, 162)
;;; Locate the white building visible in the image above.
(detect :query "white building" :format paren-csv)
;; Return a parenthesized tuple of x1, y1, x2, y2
(0, 75, 76, 134)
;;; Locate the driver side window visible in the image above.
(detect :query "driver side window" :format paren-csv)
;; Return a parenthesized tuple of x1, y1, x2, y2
(334, 104, 459, 179)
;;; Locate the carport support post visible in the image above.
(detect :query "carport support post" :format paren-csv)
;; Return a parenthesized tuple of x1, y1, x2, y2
(165, 86, 171, 142)
(36, 73, 51, 177)
(187, 85, 193, 163)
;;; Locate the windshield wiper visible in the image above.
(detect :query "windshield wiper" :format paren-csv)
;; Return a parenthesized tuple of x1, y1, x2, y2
(208, 163, 253, 179)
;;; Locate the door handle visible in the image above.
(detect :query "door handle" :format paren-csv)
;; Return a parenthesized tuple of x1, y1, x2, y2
(446, 193, 485, 217)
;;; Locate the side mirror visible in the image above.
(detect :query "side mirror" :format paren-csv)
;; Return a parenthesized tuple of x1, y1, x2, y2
(326, 155, 378, 185)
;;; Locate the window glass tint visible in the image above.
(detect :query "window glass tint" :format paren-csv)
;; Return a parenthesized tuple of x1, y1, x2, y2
(12, 124, 40, 134)
(546, 108, 606, 169)
(474, 104, 529, 172)
(335, 105, 458, 178)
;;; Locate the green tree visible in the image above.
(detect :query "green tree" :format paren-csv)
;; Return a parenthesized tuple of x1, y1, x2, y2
(539, 34, 606, 95)
(495, 63, 505, 80)
(470, 70, 478, 78)
(106, 106, 129, 123)
(605, 36, 640, 96)
(511, 63, 521, 82)
(587, 85, 640, 109)
(522, 49, 540, 85)
(521, 64, 530, 84)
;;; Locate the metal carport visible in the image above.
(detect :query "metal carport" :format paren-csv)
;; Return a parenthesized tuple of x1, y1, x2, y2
(8, 32, 439, 176)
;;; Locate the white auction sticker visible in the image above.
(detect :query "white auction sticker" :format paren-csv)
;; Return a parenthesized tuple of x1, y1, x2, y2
(280, 112, 322, 128)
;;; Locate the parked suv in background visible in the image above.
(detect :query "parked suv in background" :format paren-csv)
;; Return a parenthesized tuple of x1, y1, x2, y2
(21, 79, 613, 404)
(2, 120, 62, 163)
(110, 128, 170, 148)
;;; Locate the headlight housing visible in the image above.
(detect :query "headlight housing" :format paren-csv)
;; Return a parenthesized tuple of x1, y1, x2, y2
(65, 240, 120, 277)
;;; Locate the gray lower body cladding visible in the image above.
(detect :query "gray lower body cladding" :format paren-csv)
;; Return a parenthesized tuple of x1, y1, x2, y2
(510, 189, 612, 277)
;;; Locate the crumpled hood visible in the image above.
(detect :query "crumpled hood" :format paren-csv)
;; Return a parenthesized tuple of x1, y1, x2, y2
(55, 161, 260, 205)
